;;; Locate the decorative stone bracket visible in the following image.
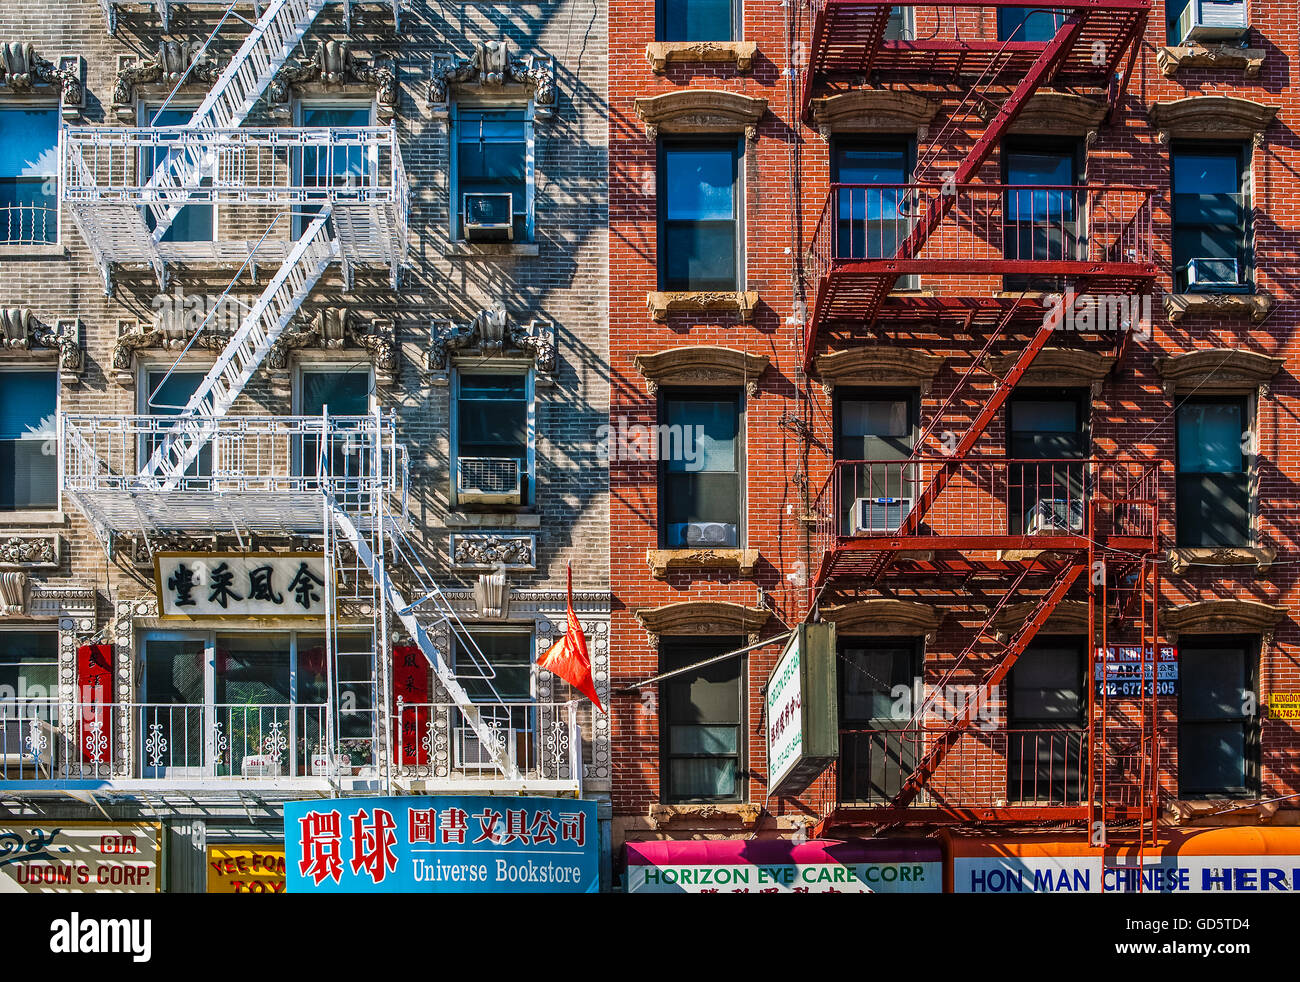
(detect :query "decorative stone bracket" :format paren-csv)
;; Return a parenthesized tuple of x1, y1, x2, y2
(450, 533, 537, 571)
(648, 803, 762, 829)
(428, 303, 557, 384)
(1154, 347, 1281, 397)
(1151, 95, 1278, 146)
(1164, 293, 1272, 325)
(818, 598, 943, 642)
(1168, 546, 1276, 577)
(0, 571, 29, 616)
(268, 307, 397, 388)
(269, 41, 398, 123)
(633, 599, 770, 650)
(979, 92, 1106, 143)
(815, 346, 944, 395)
(647, 291, 758, 323)
(645, 549, 759, 581)
(646, 41, 757, 75)
(634, 89, 767, 141)
(111, 316, 232, 387)
(0, 534, 59, 570)
(1162, 598, 1285, 646)
(0, 43, 83, 120)
(472, 570, 510, 619)
(1157, 44, 1266, 79)
(810, 89, 939, 139)
(0, 308, 84, 376)
(113, 41, 224, 123)
(429, 41, 556, 121)
(634, 346, 769, 398)
(990, 598, 1090, 643)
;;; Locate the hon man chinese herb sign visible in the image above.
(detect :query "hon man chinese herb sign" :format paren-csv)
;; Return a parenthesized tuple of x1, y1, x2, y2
(154, 553, 331, 618)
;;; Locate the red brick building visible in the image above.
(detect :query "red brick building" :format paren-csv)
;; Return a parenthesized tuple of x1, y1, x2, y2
(611, 0, 1300, 889)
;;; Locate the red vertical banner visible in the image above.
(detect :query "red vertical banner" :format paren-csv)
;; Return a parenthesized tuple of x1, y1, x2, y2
(391, 645, 429, 766)
(75, 644, 114, 766)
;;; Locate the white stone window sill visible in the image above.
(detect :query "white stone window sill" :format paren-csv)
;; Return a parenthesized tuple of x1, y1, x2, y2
(446, 241, 540, 259)
(0, 244, 67, 260)
(0, 510, 66, 527)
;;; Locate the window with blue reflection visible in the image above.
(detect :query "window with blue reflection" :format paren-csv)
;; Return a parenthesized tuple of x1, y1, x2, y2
(0, 370, 57, 509)
(0, 108, 58, 245)
(659, 0, 733, 42)
(660, 141, 739, 291)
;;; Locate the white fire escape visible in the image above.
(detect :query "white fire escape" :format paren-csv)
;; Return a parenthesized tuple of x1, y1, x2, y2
(48, 0, 575, 793)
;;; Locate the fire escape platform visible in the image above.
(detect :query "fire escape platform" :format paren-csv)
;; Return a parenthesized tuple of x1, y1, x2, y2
(804, 0, 1151, 116)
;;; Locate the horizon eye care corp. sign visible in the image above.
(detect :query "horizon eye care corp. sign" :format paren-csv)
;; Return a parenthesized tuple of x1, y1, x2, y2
(285, 796, 599, 893)
(766, 623, 838, 796)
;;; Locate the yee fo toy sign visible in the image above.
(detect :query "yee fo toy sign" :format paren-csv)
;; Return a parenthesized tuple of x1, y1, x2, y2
(155, 552, 330, 618)
(284, 796, 599, 893)
(766, 623, 838, 797)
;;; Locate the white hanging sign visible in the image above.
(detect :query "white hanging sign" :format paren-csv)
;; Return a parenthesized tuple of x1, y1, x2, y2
(154, 553, 331, 618)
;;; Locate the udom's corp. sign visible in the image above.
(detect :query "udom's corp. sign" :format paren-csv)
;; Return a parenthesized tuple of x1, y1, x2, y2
(766, 623, 838, 797)
(154, 552, 331, 618)
(0, 823, 160, 893)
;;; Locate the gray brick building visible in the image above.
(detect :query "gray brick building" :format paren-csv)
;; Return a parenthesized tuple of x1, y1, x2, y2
(0, 0, 608, 891)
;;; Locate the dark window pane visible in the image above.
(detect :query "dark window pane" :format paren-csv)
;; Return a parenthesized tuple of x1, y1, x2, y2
(660, 639, 743, 803)
(662, 144, 738, 290)
(458, 109, 529, 241)
(840, 643, 917, 723)
(661, 0, 733, 42)
(663, 395, 741, 545)
(998, 7, 1067, 41)
(456, 631, 533, 701)
(0, 108, 58, 244)
(1176, 400, 1249, 546)
(0, 631, 58, 692)
(1180, 647, 1250, 719)
(0, 370, 57, 510)
(1171, 148, 1247, 290)
(1009, 643, 1085, 723)
(301, 371, 370, 416)
(144, 371, 213, 480)
(1180, 724, 1248, 794)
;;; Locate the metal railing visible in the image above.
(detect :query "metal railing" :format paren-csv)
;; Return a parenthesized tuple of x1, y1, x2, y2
(808, 183, 1156, 288)
(394, 700, 583, 789)
(836, 725, 1089, 807)
(0, 700, 376, 781)
(0, 204, 57, 245)
(812, 457, 1160, 556)
(62, 125, 406, 208)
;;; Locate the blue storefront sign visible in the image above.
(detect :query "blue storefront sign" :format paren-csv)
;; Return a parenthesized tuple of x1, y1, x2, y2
(284, 796, 599, 893)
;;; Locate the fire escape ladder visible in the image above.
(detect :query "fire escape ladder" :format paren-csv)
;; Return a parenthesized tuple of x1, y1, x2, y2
(327, 500, 524, 781)
(146, 0, 328, 241)
(891, 561, 1085, 810)
(138, 210, 338, 489)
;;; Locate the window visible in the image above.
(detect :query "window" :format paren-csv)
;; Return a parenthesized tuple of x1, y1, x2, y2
(1176, 396, 1250, 546)
(660, 391, 743, 548)
(296, 368, 372, 482)
(1007, 638, 1087, 803)
(452, 371, 533, 507)
(142, 368, 213, 482)
(453, 106, 533, 243)
(1172, 145, 1249, 292)
(0, 630, 57, 697)
(0, 107, 58, 245)
(659, 139, 741, 291)
(838, 639, 921, 802)
(1178, 637, 1259, 798)
(1007, 389, 1088, 535)
(1004, 140, 1080, 290)
(659, 638, 744, 803)
(141, 105, 214, 243)
(140, 630, 375, 777)
(834, 388, 917, 534)
(658, 0, 734, 41)
(998, 7, 1067, 41)
(453, 630, 535, 770)
(831, 138, 914, 286)
(0, 369, 57, 511)
(294, 104, 373, 237)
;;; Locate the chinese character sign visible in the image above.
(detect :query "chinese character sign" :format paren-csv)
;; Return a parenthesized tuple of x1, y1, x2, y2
(155, 553, 331, 618)
(284, 797, 599, 893)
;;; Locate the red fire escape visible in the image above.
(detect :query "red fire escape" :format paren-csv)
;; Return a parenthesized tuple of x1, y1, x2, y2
(801, 1, 1164, 848)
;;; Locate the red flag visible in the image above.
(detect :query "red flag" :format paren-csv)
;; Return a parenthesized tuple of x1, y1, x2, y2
(537, 564, 605, 714)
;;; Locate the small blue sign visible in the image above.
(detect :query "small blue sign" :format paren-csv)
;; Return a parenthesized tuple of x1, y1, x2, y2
(284, 796, 599, 893)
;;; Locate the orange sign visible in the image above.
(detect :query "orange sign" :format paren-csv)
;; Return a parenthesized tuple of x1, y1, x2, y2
(206, 846, 287, 894)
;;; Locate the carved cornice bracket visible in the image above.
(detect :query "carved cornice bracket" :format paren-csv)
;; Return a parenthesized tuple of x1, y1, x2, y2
(0, 308, 84, 376)
(1156, 44, 1266, 79)
(1150, 96, 1278, 144)
(268, 307, 397, 387)
(646, 41, 757, 74)
(428, 303, 557, 384)
(647, 291, 758, 323)
(634, 346, 769, 398)
(987, 347, 1115, 397)
(428, 41, 556, 121)
(815, 346, 944, 395)
(270, 41, 398, 122)
(819, 599, 943, 643)
(1164, 293, 1272, 325)
(810, 89, 939, 138)
(1155, 347, 1282, 397)
(113, 41, 224, 122)
(0, 43, 84, 119)
(634, 600, 770, 650)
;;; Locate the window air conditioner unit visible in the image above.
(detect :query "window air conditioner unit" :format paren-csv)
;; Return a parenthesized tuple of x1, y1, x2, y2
(462, 192, 514, 242)
(1025, 498, 1086, 534)
(850, 496, 913, 534)
(240, 754, 282, 778)
(455, 712, 518, 772)
(669, 521, 738, 548)
(1186, 257, 1240, 289)
(1177, 0, 1249, 44)
(457, 457, 523, 505)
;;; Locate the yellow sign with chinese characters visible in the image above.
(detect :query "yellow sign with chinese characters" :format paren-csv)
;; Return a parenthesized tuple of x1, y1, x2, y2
(1268, 693, 1300, 720)
(206, 846, 287, 894)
